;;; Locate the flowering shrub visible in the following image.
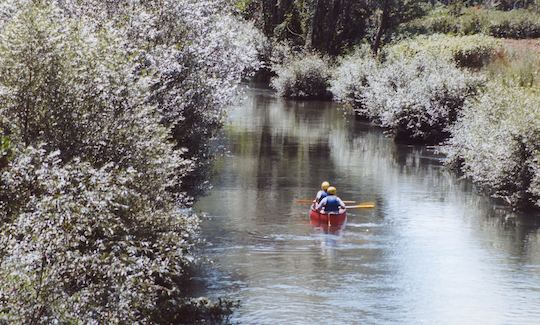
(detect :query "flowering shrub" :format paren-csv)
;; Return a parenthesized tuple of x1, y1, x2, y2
(445, 83, 540, 208)
(365, 55, 484, 143)
(271, 51, 332, 99)
(330, 47, 377, 117)
(45, 0, 265, 195)
(387, 34, 502, 69)
(331, 51, 483, 143)
(0, 147, 199, 323)
(0, 0, 260, 323)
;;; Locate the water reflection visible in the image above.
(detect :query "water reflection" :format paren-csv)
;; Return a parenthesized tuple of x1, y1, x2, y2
(195, 85, 540, 324)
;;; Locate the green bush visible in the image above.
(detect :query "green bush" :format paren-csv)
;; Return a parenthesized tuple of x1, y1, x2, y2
(0, 133, 9, 170)
(387, 34, 502, 68)
(331, 51, 484, 143)
(488, 10, 540, 38)
(406, 6, 540, 39)
(330, 46, 377, 116)
(271, 51, 332, 99)
(445, 83, 540, 208)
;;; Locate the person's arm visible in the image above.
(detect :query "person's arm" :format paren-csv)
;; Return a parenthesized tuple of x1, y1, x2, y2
(337, 197, 346, 209)
(316, 197, 327, 211)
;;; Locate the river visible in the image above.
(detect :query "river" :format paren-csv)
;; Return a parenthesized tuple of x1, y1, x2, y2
(194, 85, 540, 324)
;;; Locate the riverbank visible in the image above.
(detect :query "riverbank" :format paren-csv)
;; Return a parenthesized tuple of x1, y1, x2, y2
(0, 2, 261, 323)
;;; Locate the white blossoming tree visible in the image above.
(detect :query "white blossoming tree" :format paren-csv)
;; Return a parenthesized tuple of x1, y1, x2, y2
(271, 50, 333, 100)
(331, 52, 484, 143)
(445, 83, 540, 208)
(0, 0, 261, 323)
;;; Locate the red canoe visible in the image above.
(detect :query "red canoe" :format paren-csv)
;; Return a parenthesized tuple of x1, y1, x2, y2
(309, 205, 347, 227)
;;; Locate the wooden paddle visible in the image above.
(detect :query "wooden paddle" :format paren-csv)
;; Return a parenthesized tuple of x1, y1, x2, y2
(346, 202, 376, 209)
(296, 199, 356, 204)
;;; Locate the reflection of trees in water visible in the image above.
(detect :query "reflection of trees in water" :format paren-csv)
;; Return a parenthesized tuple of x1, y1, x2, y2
(205, 86, 540, 293)
(471, 202, 540, 264)
(225, 92, 346, 209)
(327, 109, 540, 264)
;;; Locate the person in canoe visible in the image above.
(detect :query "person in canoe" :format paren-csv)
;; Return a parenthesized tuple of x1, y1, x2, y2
(316, 186, 346, 213)
(315, 181, 330, 203)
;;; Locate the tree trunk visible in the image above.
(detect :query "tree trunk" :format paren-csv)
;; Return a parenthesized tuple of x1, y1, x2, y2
(304, 0, 319, 49)
(371, 0, 390, 55)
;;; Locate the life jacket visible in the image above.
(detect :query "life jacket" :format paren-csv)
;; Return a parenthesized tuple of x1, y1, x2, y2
(324, 195, 340, 212)
(316, 190, 328, 203)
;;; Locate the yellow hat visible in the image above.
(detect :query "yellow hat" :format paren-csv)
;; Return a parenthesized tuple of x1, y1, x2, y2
(327, 186, 336, 195)
(321, 181, 330, 190)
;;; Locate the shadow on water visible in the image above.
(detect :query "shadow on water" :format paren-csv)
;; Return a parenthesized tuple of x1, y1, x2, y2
(195, 85, 540, 324)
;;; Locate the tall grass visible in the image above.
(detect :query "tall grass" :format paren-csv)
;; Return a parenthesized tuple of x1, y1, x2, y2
(485, 46, 540, 88)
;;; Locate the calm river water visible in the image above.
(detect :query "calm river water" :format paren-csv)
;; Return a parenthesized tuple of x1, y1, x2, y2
(194, 86, 540, 324)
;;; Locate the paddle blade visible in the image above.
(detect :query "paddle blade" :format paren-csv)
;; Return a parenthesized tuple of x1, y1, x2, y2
(346, 202, 376, 209)
(296, 199, 315, 204)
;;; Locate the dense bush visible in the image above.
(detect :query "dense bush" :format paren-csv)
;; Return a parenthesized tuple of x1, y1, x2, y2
(0, 147, 198, 323)
(387, 34, 502, 68)
(62, 0, 265, 196)
(364, 54, 484, 143)
(445, 83, 540, 208)
(406, 6, 540, 39)
(488, 9, 540, 38)
(331, 51, 484, 143)
(271, 51, 332, 99)
(330, 47, 377, 116)
(0, 0, 260, 323)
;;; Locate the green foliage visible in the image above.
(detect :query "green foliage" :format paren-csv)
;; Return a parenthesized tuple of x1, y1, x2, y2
(330, 46, 377, 116)
(445, 83, 540, 208)
(0, 0, 261, 323)
(0, 147, 197, 323)
(154, 297, 239, 324)
(271, 50, 332, 99)
(0, 135, 9, 170)
(243, 0, 425, 55)
(235, 0, 253, 12)
(487, 9, 540, 38)
(406, 6, 540, 39)
(386, 34, 502, 68)
(331, 51, 484, 143)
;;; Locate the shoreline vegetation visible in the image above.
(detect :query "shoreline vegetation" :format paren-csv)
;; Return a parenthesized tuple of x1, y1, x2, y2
(0, 0, 262, 323)
(252, 1, 540, 211)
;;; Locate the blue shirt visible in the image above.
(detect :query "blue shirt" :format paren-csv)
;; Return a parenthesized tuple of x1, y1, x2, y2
(316, 195, 346, 212)
(315, 190, 328, 203)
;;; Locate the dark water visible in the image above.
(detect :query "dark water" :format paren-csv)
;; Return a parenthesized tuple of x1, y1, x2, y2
(195, 86, 540, 324)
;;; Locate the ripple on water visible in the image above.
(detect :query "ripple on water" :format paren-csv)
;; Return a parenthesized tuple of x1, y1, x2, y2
(346, 222, 384, 228)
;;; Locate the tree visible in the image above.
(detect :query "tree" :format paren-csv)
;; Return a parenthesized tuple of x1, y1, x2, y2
(369, 0, 426, 54)
(242, 0, 372, 55)
(0, 1, 261, 322)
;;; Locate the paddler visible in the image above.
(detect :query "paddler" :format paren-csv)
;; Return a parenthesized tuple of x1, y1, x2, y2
(315, 181, 330, 203)
(316, 186, 346, 213)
